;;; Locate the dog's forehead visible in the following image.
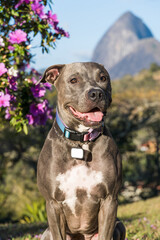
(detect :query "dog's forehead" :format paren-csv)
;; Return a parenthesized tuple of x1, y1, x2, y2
(63, 62, 106, 77)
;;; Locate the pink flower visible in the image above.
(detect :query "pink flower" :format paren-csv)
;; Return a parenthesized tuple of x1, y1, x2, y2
(27, 100, 52, 125)
(0, 63, 7, 76)
(26, 114, 34, 125)
(43, 82, 52, 90)
(27, 64, 30, 69)
(46, 11, 69, 38)
(5, 108, 11, 119)
(31, 2, 46, 19)
(47, 11, 59, 26)
(31, 77, 37, 84)
(31, 84, 46, 98)
(9, 77, 18, 91)
(150, 224, 157, 230)
(55, 25, 70, 38)
(0, 92, 11, 107)
(8, 46, 15, 51)
(64, 31, 70, 38)
(48, 11, 59, 22)
(9, 29, 27, 44)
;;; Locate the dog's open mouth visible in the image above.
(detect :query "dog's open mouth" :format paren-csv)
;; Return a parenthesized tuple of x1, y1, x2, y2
(69, 106, 104, 123)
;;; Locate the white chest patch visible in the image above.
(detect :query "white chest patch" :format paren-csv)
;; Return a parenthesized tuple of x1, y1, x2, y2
(56, 165, 103, 214)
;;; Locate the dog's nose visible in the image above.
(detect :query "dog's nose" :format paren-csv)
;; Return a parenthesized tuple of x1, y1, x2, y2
(88, 88, 104, 102)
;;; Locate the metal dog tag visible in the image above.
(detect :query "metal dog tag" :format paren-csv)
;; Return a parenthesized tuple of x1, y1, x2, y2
(71, 148, 84, 159)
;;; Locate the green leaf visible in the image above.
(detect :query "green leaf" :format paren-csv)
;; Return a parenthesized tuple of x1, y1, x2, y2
(16, 125, 22, 132)
(11, 9, 19, 17)
(10, 117, 17, 126)
(23, 123, 28, 135)
(38, 210, 45, 222)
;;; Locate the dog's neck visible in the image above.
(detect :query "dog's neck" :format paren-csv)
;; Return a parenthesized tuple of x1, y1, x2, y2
(56, 108, 104, 142)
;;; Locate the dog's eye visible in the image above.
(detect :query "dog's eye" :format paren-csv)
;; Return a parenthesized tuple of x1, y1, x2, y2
(100, 76, 107, 82)
(70, 78, 78, 84)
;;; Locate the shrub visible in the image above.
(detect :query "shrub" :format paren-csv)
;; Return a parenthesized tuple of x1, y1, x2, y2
(0, 0, 69, 133)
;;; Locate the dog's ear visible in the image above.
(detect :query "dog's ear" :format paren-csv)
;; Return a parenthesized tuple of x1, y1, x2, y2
(36, 64, 65, 85)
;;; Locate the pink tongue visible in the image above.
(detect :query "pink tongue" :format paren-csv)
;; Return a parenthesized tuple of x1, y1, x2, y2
(82, 111, 103, 122)
(70, 107, 103, 122)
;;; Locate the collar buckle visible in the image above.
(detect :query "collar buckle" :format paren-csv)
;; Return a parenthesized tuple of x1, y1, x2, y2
(64, 128, 87, 142)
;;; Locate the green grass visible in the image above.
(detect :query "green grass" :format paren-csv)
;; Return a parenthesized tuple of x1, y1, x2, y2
(1, 196, 160, 240)
(118, 196, 160, 239)
(0, 223, 47, 240)
(12, 235, 42, 240)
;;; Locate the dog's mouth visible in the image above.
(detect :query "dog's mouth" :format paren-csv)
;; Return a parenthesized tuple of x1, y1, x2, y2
(69, 106, 104, 123)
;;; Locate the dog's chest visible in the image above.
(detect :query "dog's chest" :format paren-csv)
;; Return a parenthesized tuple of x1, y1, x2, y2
(55, 164, 104, 214)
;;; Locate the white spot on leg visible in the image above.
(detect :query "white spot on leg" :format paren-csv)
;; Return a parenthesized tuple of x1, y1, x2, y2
(56, 165, 103, 214)
(41, 228, 53, 240)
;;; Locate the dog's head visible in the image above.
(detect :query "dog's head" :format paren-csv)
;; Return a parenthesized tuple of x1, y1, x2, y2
(39, 62, 112, 131)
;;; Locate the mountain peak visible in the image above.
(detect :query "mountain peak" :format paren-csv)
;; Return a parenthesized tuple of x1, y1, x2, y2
(119, 11, 136, 19)
(92, 11, 155, 76)
(115, 11, 153, 39)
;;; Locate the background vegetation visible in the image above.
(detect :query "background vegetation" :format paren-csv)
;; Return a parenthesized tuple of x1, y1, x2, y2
(108, 63, 160, 196)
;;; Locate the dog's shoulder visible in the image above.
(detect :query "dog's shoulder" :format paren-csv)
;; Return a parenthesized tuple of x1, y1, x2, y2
(102, 125, 118, 148)
(103, 125, 113, 138)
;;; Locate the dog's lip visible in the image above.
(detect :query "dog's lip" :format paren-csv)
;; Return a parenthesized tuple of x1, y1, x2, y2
(69, 106, 104, 123)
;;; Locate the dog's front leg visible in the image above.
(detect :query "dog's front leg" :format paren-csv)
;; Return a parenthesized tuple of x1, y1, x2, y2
(46, 199, 66, 240)
(98, 196, 118, 240)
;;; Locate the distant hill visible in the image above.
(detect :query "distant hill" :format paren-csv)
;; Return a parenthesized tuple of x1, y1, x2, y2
(92, 11, 160, 80)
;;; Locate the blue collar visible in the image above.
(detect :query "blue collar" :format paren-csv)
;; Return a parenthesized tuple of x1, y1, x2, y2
(56, 109, 104, 142)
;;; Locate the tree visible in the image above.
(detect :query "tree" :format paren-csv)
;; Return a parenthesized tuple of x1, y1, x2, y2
(106, 70, 160, 189)
(150, 63, 160, 72)
(0, 0, 69, 133)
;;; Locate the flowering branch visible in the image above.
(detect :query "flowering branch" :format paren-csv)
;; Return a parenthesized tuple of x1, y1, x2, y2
(0, 0, 69, 134)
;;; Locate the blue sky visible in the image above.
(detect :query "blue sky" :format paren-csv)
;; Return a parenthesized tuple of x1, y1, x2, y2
(31, 0, 160, 70)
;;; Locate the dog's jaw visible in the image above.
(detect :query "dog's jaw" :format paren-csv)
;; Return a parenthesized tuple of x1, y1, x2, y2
(57, 103, 105, 131)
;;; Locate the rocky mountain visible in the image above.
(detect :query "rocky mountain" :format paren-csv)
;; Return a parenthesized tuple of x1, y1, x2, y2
(92, 11, 160, 80)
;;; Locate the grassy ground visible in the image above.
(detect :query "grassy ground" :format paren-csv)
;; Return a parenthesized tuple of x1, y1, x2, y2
(0, 223, 47, 240)
(118, 196, 160, 240)
(1, 196, 160, 240)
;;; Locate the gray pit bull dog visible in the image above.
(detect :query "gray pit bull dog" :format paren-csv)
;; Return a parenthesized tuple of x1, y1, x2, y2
(37, 62, 126, 240)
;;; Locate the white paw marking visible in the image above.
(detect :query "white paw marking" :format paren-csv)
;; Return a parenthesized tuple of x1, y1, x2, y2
(56, 165, 103, 214)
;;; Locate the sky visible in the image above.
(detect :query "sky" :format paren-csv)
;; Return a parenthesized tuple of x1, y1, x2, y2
(31, 0, 160, 70)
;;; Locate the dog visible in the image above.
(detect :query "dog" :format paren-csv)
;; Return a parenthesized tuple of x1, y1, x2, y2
(37, 62, 126, 240)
